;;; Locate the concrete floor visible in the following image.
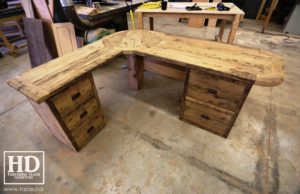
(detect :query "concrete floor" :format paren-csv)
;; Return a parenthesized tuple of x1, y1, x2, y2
(1, 18, 300, 194)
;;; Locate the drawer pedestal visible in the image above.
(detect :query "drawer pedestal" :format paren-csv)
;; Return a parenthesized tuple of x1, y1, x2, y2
(180, 68, 253, 137)
(30, 73, 106, 151)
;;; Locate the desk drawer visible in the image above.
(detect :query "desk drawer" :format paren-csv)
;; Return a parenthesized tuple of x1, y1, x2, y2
(182, 99, 234, 137)
(70, 112, 105, 147)
(51, 76, 94, 118)
(187, 69, 247, 111)
(63, 97, 103, 132)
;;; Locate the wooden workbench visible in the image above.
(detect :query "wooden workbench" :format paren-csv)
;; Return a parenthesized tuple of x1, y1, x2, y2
(135, 2, 244, 44)
(8, 30, 284, 151)
(77, 0, 144, 31)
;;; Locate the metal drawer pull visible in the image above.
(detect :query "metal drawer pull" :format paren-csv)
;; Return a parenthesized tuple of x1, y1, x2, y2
(207, 88, 218, 95)
(87, 126, 95, 134)
(71, 92, 81, 101)
(201, 114, 210, 120)
(80, 110, 88, 119)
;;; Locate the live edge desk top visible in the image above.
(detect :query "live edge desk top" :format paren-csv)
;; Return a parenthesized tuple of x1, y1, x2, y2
(8, 30, 283, 103)
(7, 30, 284, 150)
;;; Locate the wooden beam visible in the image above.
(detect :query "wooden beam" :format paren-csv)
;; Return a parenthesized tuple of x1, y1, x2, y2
(20, 0, 35, 18)
(48, 0, 54, 18)
(127, 55, 144, 90)
(32, 0, 53, 23)
(256, 0, 267, 20)
(144, 58, 186, 80)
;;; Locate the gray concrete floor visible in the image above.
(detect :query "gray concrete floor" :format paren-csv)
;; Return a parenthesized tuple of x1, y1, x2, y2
(1, 18, 300, 194)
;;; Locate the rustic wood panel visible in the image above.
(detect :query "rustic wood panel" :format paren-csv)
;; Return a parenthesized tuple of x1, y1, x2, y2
(29, 99, 76, 151)
(52, 23, 78, 57)
(144, 58, 186, 80)
(7, 30, 284, 103)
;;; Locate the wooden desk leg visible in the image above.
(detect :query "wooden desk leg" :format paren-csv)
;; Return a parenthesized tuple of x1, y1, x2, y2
(127, 55, 144, 90)
(136, 12, 144, 29)
(216, 19, 226, 42)
(149, 17, 154, 31)
(227, 14, 241, 44)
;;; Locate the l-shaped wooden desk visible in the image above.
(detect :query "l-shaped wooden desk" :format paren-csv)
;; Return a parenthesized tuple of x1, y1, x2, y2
(8, 30, 284, 151)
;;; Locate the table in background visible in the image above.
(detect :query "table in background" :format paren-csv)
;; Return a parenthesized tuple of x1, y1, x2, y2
(77, 0, 144, 31)
(135, 2, 244, 44)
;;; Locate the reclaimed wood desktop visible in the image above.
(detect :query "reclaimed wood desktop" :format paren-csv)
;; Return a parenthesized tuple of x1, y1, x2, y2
(8, 30, 284, 151)
(135, 3, 244, 44)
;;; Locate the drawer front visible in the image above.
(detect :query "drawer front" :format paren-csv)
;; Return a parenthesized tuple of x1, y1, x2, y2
(187, 69, 247, 111)
(183, 100, 233, 136)
(63, 98, 102, 132)
(51, 77, 94, 118)
(70, 109, 105, 147)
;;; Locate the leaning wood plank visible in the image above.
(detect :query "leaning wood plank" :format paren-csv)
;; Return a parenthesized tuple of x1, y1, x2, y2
(23, 18, 53, 68)
(48, 0, 54, 18)
(20, 0, 35, 18)
(188, 0, 209, 28)
(7, 30, 284, 103)
(207, 0, 222, 27)
(32, 0, 53, 23)
(52, 23, 78, 57)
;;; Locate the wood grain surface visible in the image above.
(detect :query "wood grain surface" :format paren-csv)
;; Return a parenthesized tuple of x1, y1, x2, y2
(8, 30, 284, 103)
